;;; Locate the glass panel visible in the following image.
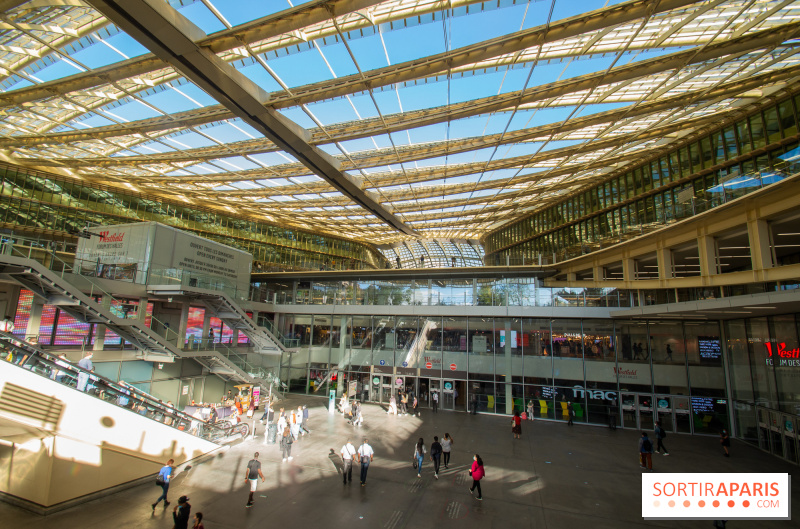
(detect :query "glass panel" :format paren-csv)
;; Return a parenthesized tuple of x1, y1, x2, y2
(615, 320, 652, 393)
(650, 321, 689, 395)
(551, 319, 584, 387)
(770, 315, 800, 414)
(686, 321, 725, 397)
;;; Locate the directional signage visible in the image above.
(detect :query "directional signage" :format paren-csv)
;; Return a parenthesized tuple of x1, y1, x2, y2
(379, 360, 386, 366)
(450, 363, 457, 371)
(425, 362, 432, 369)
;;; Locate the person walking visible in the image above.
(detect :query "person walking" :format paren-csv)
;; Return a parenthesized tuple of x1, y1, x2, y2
(341, 438, 357, 484)
(302, 405, 310, 434)
(400, 392, 409, 415)
(654, 421, 669, 455)
(720, 429, 730, 457)
(296, 405, 306, 436)
(413, 438, 426, 478)
(290, 409, 300, 440)
(244, 452, 265, 507)
(567, 402, 575, 426)
(470, 393, 478, 414)
(526, 400, 534, 421)
(280, 425, 293, 462)
(432, 390, 439, 413)
(412, 394, 419, 416)
(430, 436, 443, 479)
(468, 454, 485, 501)
(152, 458, 174, 510)
(639, 432, 654, 471)
(357, 438, 374, 486)
(512, 410, 522, 439)
(192, 512, 205, 529)
(172, 496, 191, 529)
(441, 433, 454, 468)
(76, 351, 93, 392)
(353, 401, 364, 427)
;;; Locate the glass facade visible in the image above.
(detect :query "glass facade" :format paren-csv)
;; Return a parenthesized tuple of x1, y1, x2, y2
(278, 314, 731, 436)
(0, 163, 388, 272)
(485, 93, 800, 264)
(726, 314, 800, 464)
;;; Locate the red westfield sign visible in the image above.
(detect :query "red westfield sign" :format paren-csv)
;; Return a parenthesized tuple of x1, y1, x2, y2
(98, 231, 125, 242)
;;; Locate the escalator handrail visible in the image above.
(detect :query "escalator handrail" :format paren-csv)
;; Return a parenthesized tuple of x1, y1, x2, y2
(0, 331, 230, 441)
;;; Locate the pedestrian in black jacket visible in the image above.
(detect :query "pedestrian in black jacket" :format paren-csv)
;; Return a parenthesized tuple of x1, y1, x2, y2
(173, 496, 191, 529)
(431, 436, 443, 479)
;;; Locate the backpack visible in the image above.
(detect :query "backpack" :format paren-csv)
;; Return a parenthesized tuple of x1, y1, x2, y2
(658, 427, 667, 439)
(642, 438, 652, 452)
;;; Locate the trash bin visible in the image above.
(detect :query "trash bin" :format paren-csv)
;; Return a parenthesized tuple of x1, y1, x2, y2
(267, 423, 277, 444)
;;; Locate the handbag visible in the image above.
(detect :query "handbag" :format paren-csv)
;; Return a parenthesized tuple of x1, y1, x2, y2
(413, 457, 418, 469)
(156, 475, 165, 487)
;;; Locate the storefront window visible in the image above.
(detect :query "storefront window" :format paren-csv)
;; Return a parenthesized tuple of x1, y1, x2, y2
(770, 314, 800, 414)
(552, 319, 584, 387)
(615, 320, 653, 393)
(747, 317, 777, 408)
(685, 321, 724, 397)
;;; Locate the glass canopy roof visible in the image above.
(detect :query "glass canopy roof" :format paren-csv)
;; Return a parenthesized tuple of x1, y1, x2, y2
(0, 0, 798, 245)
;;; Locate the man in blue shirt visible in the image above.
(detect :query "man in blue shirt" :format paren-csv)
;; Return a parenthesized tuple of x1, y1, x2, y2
(152, 458, 174, 510)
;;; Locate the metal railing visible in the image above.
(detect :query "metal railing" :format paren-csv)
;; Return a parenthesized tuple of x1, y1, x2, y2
(0, 240, 183, 346)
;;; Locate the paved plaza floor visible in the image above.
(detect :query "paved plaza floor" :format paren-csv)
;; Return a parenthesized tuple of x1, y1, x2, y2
(2, 395, 798, 528)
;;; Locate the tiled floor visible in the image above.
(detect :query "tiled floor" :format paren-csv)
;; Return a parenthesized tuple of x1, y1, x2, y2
(2, 395, 797, 528)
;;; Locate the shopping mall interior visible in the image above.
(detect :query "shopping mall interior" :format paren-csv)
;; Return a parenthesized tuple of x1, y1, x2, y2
(0, 0, 799, 526)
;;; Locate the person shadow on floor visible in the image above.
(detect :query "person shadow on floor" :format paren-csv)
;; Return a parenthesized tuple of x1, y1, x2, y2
(328, 448, 343, 477)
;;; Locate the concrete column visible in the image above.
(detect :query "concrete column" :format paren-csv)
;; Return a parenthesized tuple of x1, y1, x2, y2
(592, 265, 603, 282)
(177, 301, 190, 349)
(698, 235, 718, 277)
(93, 296, 112, 351)
(748, 218, 773, 271)
(657, 247, 673, 280)
(27, 297, 44, 341)
(505, 320, 513, 415)
(201, 308, 212, 347)
(621, 257, 635, 282)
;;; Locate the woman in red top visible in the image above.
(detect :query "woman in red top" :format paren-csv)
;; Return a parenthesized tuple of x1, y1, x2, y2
(512, 410, 522, 439)
(468, 454, 484, 500)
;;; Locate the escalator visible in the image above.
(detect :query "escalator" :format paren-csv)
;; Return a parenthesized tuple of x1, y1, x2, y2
(0, 332, 236, 512)
(0, 253, 268, 390)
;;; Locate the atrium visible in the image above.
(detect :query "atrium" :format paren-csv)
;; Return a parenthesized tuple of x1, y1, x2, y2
(0, 0, 799, 523)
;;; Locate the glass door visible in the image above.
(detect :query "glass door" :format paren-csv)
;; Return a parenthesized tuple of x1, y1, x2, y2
(783, 414, 798, 464)
(380, 375, 393, 404)
(639, 394, 655, 431)
(673, 396, 691, 433)
(418, 377, 430, 408)
(621, 392, 637, 429)
(442, 380, 455, 410)
(429, 379, 440, 409)
(757, 407, 771, 452)
(655, 395, 673, 432)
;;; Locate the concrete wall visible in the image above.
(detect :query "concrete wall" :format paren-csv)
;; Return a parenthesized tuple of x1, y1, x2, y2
(0, 362, 218, 508)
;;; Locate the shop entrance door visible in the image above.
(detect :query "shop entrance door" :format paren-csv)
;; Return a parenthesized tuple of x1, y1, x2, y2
(418, 377, 431, 408)
(442, 380, 456, 410)
(429, 379, 441, 410)
(379, 375, 394, 404)
(621, 393, 654, 430)
(757, 406, 800, 464)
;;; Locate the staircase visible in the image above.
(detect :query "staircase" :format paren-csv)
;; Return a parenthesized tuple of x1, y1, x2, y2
(147, 284, 294, 355)
(0, 254, 272, 391)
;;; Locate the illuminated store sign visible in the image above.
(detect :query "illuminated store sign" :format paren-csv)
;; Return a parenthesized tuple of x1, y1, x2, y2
(764, 343, 800, 367)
